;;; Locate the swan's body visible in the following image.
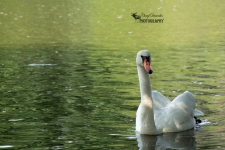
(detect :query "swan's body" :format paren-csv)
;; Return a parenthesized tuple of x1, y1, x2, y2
(136, 50, 204, 135)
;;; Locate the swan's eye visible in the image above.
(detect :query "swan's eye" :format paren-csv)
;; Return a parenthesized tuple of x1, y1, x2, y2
(141, 55, 150, 62)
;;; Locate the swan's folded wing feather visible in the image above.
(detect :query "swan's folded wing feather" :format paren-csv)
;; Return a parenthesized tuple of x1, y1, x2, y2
(152, 90, 171, 110)
(171, 91, 195, 109)
(157, 91, 196, 132)
(194, 109, 204, 116)
(171, 91, 204, 115)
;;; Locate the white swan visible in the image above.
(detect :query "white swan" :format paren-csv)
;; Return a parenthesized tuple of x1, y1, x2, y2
(136, 50, 204, 135)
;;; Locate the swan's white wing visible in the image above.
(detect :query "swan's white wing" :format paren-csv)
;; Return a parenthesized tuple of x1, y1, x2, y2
(171, 91, 204, 116)
(152, 90, 171, 110)
(170, 91, 195, 108)
(155, 91, 196, 132)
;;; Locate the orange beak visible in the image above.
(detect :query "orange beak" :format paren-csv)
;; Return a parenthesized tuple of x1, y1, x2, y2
(143, 59, 153, 74)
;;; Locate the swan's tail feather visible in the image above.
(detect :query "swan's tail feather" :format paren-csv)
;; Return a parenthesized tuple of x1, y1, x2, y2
(194, 109, 204, 116)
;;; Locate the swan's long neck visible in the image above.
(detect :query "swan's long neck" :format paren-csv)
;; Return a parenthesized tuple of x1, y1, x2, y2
(137, 65, 158, 134)
(137, 66, 152, 101)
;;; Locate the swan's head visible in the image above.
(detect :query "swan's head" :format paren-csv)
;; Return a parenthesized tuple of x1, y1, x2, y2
(136, 50, 153, 74)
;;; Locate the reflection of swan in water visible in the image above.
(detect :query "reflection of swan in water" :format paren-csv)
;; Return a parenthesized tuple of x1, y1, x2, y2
(136, 129, 196, 150)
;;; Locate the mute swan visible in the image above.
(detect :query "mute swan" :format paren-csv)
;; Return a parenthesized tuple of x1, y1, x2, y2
(136, 50, 204, 135)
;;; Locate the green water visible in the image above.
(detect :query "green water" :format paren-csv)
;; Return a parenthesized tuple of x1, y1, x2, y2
(0, 0, 225, 149)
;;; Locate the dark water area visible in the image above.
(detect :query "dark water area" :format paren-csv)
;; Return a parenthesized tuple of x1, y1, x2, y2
(0, 0, 225, 149)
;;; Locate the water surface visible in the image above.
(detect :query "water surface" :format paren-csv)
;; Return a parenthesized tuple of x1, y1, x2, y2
(0, 0, 225, 149)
